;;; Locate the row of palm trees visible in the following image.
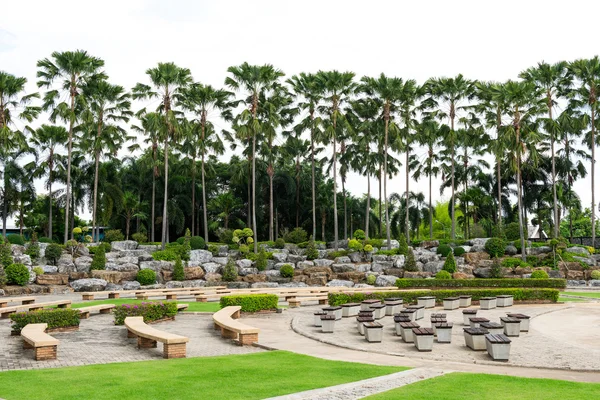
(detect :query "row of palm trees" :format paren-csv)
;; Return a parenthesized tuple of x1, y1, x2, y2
(1, 51, 600, 257)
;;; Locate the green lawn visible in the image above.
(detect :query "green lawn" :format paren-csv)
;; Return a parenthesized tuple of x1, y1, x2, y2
(70, 298, 221, 312)
(365, 373, 600, 400)
(0, 351, 406, 400)
(559, 296, 591, 303)
(562, 291, 600, 299)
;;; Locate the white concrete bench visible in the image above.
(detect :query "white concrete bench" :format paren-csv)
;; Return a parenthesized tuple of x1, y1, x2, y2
(0, 300, 71, 319)
(212, 306, 260, 345)
(125, 316, 189, 359)
(0, 296, 36, 308)
(78, 304, 115, 319)
(21, 323, 59, 361)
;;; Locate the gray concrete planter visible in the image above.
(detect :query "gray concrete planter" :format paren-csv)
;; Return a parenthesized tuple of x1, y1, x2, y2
(361, 299, 381, 311)
(464, 327, 488, 350)
(406, 305, 425, 320)
(497, 295, 513, 307)
(369, 304, 386, 319)
(435, 323, 453, 343)
(459, 295, 472, 308)
(462, 309, 477, 325)
(480, 322, 504, 335)
(443, 297, 460, 310)
(385, 301, 403, 316)
(356, 316, 374, 335)
(394, 315, 411, 336)
(417, 296, 436, 309)
(341, 303, 360, 317)
(500, 317, 521, 337)
(323, 306, 342, 320)
(469, 317, 490, 329)
(400, 322, 420, 343)
(400, 309, 417, 322)
(485, 334, 511, 361)
(413, 328, 434, 351)
(321, 315, 336, 333)
(364, 322, 384, 343)
(507, 313, 530, 332)
(479, 297, 497, 310)
(314, 311, 326, 327)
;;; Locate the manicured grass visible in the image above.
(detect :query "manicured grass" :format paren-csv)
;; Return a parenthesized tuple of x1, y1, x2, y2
(0, 351, 406, 400)
(562, 291, 600, 299)
(559, 296, 592, 303)
(364, 373, 600, 400)
(70, 298, 221, 312)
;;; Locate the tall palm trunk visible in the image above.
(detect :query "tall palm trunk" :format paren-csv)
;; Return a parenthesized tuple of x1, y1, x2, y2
(496, 107, 503, 228)
(92, 115, 103, 243)
(247, 161, 251, 228)
(548, 92, 558, 238)
(201, 151, 208, 243)
(384, 105, 391, 248)
(296, 155, 300, 227)
(48, 166, 53, 240)
(405, 144, 410, 242)
(64, 83, 76, 244)
(321, 211, 326, 242)
(379, 164, 382, 236)
(342, 174, 347, 239)
(161, 138, 169, 249)
(450, 105, 456, 240)
(311, 110, 316, 240)
(251, 96, 258, 253)
(516, 112, 526, 260)
(151, 142, 157, 243)
(592, 106, 596, 249)
(191, 153, 196, 237)
(2, 184, 7, 239)
(332, 100, 339, 250)
(429, 158, 433, 239)
(464, 147, 469, 239)
(268, 167, 274, 241)
(365, 173, 371, 239)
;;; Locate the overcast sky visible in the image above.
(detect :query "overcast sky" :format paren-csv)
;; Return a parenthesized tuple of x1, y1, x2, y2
(2, 0, 599, 223)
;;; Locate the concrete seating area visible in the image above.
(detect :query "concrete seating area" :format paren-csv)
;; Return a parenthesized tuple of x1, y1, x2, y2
(321, 315, 336, 333)
(81, 286, 229, 301)
(485, 333, 512, 361)
(78, 304, 115, 319)
(21, 323, 59, 361)
(212, 306, 260, 345)
(125, 316, 189, 358)
(0, 296, 35, 308)
(0, 300, 71, 319)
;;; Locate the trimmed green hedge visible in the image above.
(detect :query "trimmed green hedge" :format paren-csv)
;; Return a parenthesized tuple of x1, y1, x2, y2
(395, 278, 566, 289)
(113, 302, 178, 325)
(10, 308, 81, 334)
(220, 294, 279, 312)
(328, 288, 559, 306)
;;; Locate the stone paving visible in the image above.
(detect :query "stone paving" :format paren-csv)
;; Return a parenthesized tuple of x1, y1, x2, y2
(0, 312, 263, 371)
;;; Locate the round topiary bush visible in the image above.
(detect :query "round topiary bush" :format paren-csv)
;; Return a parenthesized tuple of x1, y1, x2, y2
(437, 244, 452, 257)
(190, 236, 205, 250)
(531, 270, 549, 279)
(442, 252, 457, 274)
(33, 266, 44, 276)
(504, 222, 528, 241)
(366, 274, 376, 285)
(280, 264, 294, 278)
(283, 227, 308, 244)
(591, 270, 600, 280)
(435, 270, 452, 280)
(485, 237, 506, 258)
(5, 263, 30, 286)
(453, 247, 466, 256)
(6, 234, 25, 246)
(353, 229, 366, 240)
(137, 269, 156, 285)
(274, 238, 285, 249)
(44, 243, 63, 266)
(348, 239, 363, 252)
(38, 236, 53, 243)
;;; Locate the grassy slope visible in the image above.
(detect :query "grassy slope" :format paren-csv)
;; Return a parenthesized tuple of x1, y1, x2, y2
(0, 351, 405, 400)
(70, 299, 221, 312)
(562, 291, 600, 299)
(365, 373, 600, 400)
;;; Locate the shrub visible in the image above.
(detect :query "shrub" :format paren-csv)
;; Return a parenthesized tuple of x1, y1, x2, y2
(255, 248, 268, 271)
(365, 238, 384, 249)
(113, 302, 178, 325)
(172, 256, 185, 281)
(220, 294, 278, 312)
(436, 270, 452, 280)
(65, 239, 81, 256)
(453, 247, 466, 256)
(366, 274, 376, 285)
(305, 239, 319, 260)
(526, 255, 540, 267)
(364, 244, 374, 253)
(176, 237, 185, 245)
(26, 233, 40, 261)
(442, 252, 457, 274)
(218, 228, 234, 244)
(280, 264, 294, 278)
(395, 278, 566, 289)
(283, 227, 308, 244)
(591, 270, 600, 280)
(502, 258, 528, 269)
(348, 239, 363, 252)
(505, 222, 527, 241)
(404, 248, 417, 272)
(0, 237, 14, 267)
(90, 245, 106, 271)
(222, 259, 238, 282)
(190, 236, 205, 250)
(103, 229, 124, 243)
(33, 266, 44, 276)
(180, 229, 192, 261)
(44, 243, 63, 266)
(208, 244, 219, 256)
(436, 244, 452, 257)
(490, 258, 503, 278)
(328, 250, 349, 259)
(353, 229, 366, 240)
(152, 249, 178, 261)
(10, 308, 80, 334)
(233, 228, 254, 246)
(274, 238, 285, 249)
(397, 234, 409, 256)
(531, 270, 549, 279)
(6, 234, 25, 245)
(375, 249, 399, 256)
(239, 244, 249, 255)
(137, 269, 156, 285)
(485, 237, 506, 258)
(5, 263, 29, 286)
(38, 236, 53, 243)
(328, 288, 560, 306)
(131, 232, 148, 244)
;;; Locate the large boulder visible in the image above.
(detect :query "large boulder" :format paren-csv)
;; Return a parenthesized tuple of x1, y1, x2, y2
(242, 274, 267, 283)
(42, 265, 58, 274)
(565, 246, 590, 256)
(327, 279, 354, 288)
(371, 261, 393, 273)
(272, 252, 288, 263)
(423, 261, 444, 274)
(202, 262, 222, 274)
(115, 256, 139, 265)
(331, 263, 356, 273)
(334, 256, 352, 264)
(280, 282, 308, 288)
(140, 260, 174, 272)
(296, 261, 314, 270)
(384, 268, 404, 277)
(70, 278, 108, 292)
(380, 240, 399, 250)
(239, 267, 259, 276)
(348, 252, 362, 263)
(91, 270, 122, 284)
(123, 281, 141, 290)
(469, 238, 490, 247)
(106, 263, 139, 272)
(236, 259, 252, 269)
(371, 255, 389, 262)
(251, 282, 279, 288)
(464, 252, 490, 265)
(74, 256, 93, 272)
(313, 259, 334, 267)
(505, 245, 518, 256)
(420, 240, 439, 249)
(336, 271, 367, 283)
(211, 257, 228, 266)
(189, 250, 213, 264)
(354, 263, 371, 273)
(573, 256, 594, 266)
(111, 241, 138, 251)
(473, 267, 492, 278)
(527, 246, 552, 255)
(36, 273, 69, 285)
(205, 273, 223, 282)
(375, 275, 398, 287)
(391, 255, 405, 268)
(184, 267, 205, 280)
(13, 254, 32, 266)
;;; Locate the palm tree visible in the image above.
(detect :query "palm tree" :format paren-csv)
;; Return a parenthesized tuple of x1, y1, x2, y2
(288, 73, 323, 240)
(520, 61, 569, 237)
(226, 62, 284, 252)
(132, 62, 192, 249)
(178, 83, 235, 240)
(317, 70, 356, 250)
(423, 74, 473, 239)
(81, 80, 132, 242)
(568, 57, 600, 248)
(37, 50, 106, 243)
(208, 192, 242, 230)
(121, 191, 146, 240)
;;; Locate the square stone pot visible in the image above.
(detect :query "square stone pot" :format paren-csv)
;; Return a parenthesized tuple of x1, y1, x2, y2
(357, 317, 375, 335)
(400, 322, 420, 343)
(385, 301, 403, 316)
(321, 316, 336, 333)
(341, 303, 360, 318)
(443, 297, 460, 310)
(369, 304, 386, 320)
(500, 317, 521, 337)
(436, 324, 453, 343)
(400, 309, 417, 322)
(364, 322, 383, 343)
(417, 297, 436, 309)
(413, 328, 434, 351)
(469, 317, 490, 329)
(480, 322, 504, 335)
(361, 299, 381, 311)
(323, 306, 343, 320)
(479, 297, 497, 310)
(459, 295, 472, 308)
(463, 328, 488, 350)
(507, 313, 530, 332)
(486, 334, 511, 361)
(407, 306, 425, 320)
(394, 316, 410, 336)
(497, 295, 513, 307)
(314, 311, 326, 327)
(462, 309, 477, 325)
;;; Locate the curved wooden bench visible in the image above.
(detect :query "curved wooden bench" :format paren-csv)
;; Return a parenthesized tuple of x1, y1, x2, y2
(21, 323, 59, 361)
(78, 304, 115, 319)
(0, 300, 71, 319)
(212, 306, 260, 345)
(124, 316, 189, 359)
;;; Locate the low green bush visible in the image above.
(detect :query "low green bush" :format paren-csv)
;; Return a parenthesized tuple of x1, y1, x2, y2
(5, 263, 30, 286)
(6, 234, 25, 245)
(453, 247, 466, 256)
(283, 227, 308, 244)
(90, 245, 106, 271)
(0, 238, 13, 268)
(208, 244, 219, 256)
(404, 248, 418, 272)
(113, 302, 178, 325)
(44, 243, 63, 266)
(366, 274, 376, 285)
(396, 278, 566, 289)
(348, 239, 363, 252)
(152, 249, 178, 261)
(531, 270, 549, 279)
(103, 229, 124, 243)
(397, 234, 409, 256)
(136, 269, 156, 285)
(490, 258, 503, 278)
(329, 288, 560, 306)
(305, 240, 319, 260)
(172, 256, 185, 281)
(38, 236, 53, 243)
(436, 270, 452, 280)
(502, 258, 529, 269)
(364, 238, 384, 249)
(255, 248, 268, 271)
(437, 244, 452, 257)
(274, 238, 285, 249)
(375, 249, 399, 256)
(222, 259, 238, 282)
(10, 308, 80, 334)
(328, 250, 349, 259)
(190, 236, 205, 250)
(591, 270, 600, 280)
(485, 237, 506, 258)
(131, 232, 148, 244)
(353, 229, 366, 240)
(280, 264, 295, 278)
(220, 294, 279, 312)
(218, 228, 234, 245)
(443, 252, 457, 274)
(26, 242, 40, 261)
(33, 266, 44, 276)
